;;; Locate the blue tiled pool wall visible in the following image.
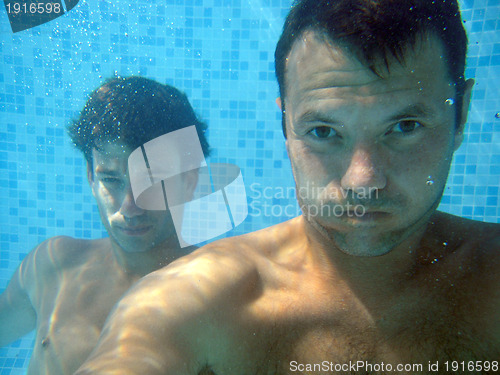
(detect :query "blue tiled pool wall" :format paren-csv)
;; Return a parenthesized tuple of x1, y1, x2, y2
(0, 0, 498, 372)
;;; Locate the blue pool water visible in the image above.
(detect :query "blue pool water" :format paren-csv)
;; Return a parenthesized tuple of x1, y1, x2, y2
(0, 0, 499, 372)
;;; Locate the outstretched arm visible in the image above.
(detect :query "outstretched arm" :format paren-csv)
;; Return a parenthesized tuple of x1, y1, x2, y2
(75, 251, 227, 375)
(74, 274, 196, 374)
(75, 245, 257, 375)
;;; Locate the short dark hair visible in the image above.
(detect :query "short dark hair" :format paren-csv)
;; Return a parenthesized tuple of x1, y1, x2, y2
(68, 76, 210, 165)
(275, 0, 468, 136)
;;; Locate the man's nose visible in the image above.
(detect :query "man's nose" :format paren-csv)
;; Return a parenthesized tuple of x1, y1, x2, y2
(120, 185, 145, 219)
(340, 146, 387, 194)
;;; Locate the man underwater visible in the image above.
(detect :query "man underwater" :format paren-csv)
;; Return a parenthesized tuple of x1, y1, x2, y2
(76, 1, 499, 374)
(0, 76, 209, 374)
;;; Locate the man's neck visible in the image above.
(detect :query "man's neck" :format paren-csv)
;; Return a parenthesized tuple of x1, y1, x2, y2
(109, 237, 189, 278)
(302, 212, 443, 305)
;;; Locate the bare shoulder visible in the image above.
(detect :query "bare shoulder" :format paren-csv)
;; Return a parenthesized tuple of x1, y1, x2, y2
(121, 216, 304, 311)
(431, 212, 500, 278)
(78, 219, 304, 374)
(155, 216, 302, 278)
(432, 211, 499, 252)
(433, 213, 500, 334)
(18, 236, 104, 290)
(24, 236, 95, 270)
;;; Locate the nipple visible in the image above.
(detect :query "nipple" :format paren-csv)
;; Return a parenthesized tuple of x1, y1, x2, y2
(41, 337, 50, 348)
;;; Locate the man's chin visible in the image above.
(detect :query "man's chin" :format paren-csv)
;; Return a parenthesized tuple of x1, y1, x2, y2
(116, 238, 155, 253)
(109, 230, 155, 253)
(312, 225, 401, 257)
(310, 212, 432, 258)
(335, 234, 400, 257)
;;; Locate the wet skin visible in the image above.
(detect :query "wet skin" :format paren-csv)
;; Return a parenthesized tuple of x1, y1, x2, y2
(75, 35, 499, 375)
(0, 142, 197, 375)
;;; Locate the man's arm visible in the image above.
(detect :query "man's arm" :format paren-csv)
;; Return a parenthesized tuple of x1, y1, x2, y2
(75, 246, 255, 375)
(74, 273, 197, 375)
(0, 236, 69, 347)
(0, 258, 37, 347)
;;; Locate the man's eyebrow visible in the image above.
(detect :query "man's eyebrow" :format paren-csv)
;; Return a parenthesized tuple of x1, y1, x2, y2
(387, 103, 436, 122)
(296, 110, 341, 125)
(296, 103, 437, 127)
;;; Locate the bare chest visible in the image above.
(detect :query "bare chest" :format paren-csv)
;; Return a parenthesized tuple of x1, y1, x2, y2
(213, 278, 498, 375)
(260, 290, 498, 375)
(28, 265, 134, 375)
(273, 319, 491, 375)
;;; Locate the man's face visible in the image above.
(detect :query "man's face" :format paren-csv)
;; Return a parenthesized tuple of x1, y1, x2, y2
(283, 32, 472, 256)
(88, 142, 193, 253)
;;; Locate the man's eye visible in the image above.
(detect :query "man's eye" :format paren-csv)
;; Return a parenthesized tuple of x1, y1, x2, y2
(309, 126, 337, 139)
(388, 120, 423, 134)
(101, 177, 121, 185)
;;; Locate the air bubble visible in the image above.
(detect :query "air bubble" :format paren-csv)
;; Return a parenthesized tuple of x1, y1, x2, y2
(495, 112, 500, 119)
(445, 98, 454, 106)
(426, 176, 434, 186)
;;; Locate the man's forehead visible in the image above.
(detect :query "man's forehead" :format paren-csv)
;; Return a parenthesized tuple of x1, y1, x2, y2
(287, 31, 357, 70)
(92, 138, 184, 172)
(285, 30, 450, 84)
(283, 30, 454, 103)
(93, 142, 133, 160)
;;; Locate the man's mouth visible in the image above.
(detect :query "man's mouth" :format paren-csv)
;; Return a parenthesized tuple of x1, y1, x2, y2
(118, 225, 153, 236)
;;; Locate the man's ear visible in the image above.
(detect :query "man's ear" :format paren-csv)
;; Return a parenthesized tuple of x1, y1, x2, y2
(454, 78, 474, 151)
(183, 168, 199, 201)
(276, 97, 282, 110)
(87, 161, 96, 197)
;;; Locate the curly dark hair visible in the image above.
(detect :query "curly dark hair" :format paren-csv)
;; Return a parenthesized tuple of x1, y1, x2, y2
(68, 76, 210, 166)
